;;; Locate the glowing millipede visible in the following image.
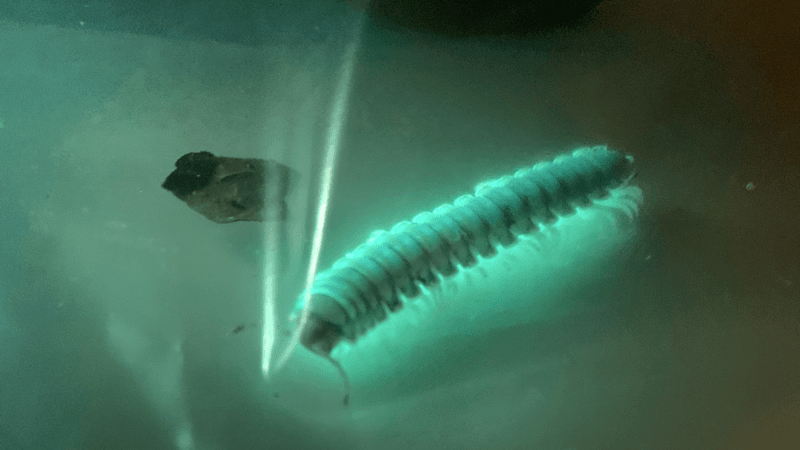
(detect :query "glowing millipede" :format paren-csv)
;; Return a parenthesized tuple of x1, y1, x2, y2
(289, 145, 639, 405)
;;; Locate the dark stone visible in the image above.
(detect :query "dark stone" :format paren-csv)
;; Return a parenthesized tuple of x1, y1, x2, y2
(162, 152, 296, 224)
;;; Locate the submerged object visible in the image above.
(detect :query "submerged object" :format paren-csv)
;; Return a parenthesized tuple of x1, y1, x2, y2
(289, 145, 641, 405)
(162, 152, 295, 223)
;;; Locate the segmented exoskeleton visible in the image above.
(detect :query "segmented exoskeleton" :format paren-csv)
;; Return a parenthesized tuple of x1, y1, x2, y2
(291, 146, 639, 405)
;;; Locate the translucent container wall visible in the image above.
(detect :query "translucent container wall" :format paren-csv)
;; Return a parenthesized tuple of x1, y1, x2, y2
(2, 1, 799, 449)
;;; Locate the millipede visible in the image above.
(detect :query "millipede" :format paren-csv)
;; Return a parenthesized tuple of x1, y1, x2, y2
(289, 145, 641, 405)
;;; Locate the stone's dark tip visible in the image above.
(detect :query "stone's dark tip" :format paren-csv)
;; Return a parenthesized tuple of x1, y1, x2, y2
(175, 151, 216, 168)
(161, 171, 211, 198)
(162, 152, 219, 198)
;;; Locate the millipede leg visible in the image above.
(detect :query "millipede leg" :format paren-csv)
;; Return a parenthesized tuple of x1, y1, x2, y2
(324, 355, 351, 407)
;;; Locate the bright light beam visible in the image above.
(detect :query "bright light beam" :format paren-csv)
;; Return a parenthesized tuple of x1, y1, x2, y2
(260, 221, 279, 375)
(263, 12, 366, 376)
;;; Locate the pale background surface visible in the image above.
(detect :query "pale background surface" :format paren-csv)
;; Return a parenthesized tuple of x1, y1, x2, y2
(1, 0, 798, 449)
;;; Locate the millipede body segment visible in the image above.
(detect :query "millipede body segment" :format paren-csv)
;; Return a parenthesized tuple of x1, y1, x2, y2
(292, 146, 638, 364)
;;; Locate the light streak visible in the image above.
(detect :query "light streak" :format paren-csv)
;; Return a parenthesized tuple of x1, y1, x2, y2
(263, 12, 366, 375)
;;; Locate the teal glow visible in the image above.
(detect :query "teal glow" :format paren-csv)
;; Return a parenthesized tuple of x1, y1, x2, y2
(281, 147, 642, 405)
(332, 182, 642, 397)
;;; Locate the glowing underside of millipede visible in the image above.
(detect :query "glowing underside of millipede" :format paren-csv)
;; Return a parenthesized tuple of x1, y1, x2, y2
(286, 146, 642, 375)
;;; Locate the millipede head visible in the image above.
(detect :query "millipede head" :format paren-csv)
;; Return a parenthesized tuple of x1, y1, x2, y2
(299, 315, 344, 358)
(298, 315, 351, 406)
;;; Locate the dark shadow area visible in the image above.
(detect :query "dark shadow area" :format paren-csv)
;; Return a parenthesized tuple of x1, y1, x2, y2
(367, 0, 604, 37)
(2, 0, 605, 42)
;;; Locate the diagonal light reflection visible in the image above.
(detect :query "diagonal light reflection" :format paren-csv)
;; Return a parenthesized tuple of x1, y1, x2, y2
(263, 12, 365, 376)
